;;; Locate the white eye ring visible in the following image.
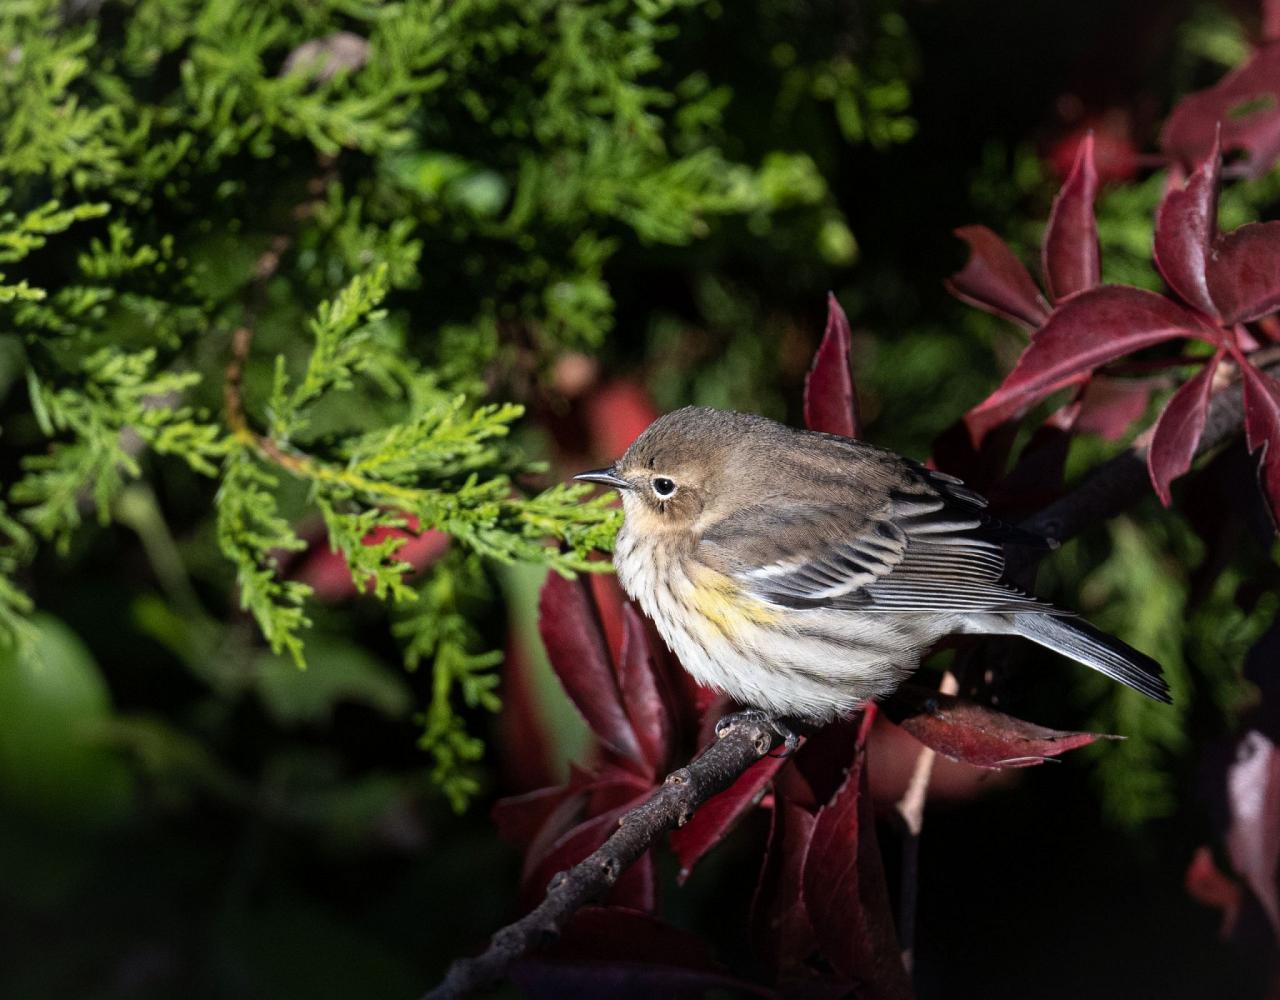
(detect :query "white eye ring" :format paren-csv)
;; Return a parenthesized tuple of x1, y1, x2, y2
(652, 476, 676, 498)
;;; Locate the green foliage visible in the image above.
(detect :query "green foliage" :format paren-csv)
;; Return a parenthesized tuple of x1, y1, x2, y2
(0, 0, 906, 807)
(397, 550, 504, 812)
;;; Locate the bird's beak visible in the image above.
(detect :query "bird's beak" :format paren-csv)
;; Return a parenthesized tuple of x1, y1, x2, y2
(574, 467, 631, 491)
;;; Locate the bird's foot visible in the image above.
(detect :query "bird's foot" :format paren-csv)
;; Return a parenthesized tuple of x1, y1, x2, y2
(714, 708, 801, 758)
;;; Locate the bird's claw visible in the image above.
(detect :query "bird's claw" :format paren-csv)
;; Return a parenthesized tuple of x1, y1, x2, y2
(714, 709, 801, 757)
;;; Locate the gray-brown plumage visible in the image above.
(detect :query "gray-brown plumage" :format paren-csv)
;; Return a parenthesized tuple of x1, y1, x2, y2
(576, 406, 1170, 721)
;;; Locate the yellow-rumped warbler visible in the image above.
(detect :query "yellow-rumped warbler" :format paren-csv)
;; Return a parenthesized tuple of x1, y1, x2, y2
(576, 406, 1170, 728)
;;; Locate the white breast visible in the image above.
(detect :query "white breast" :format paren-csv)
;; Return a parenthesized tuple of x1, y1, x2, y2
(614, 524, 933, 721)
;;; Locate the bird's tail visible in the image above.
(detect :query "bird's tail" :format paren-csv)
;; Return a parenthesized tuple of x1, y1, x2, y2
(1010, 613, 1172, 703)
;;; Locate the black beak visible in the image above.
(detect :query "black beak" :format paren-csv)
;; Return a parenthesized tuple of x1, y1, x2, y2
(574, 467, 631, 491)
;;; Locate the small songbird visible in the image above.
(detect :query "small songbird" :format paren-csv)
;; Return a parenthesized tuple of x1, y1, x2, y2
(575, 407, 1170, 735)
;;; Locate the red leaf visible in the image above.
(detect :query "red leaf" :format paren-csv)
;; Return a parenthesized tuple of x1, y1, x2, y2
(963, 371, 1088, 447)
(1227, 730, 1280, 939)
(1147, 353, 1223, 506)
(1162, 43, 1280, 181)
(882, 686, 1117, 768)
(588, 573, 627, 666)
(751, 801, 819, 975)
(966, 286, 1210, 443)
(803, 293, 861, 438)
(1241, 362, 1280, 523)
(492, 785, 581, 850)
(945, 225, 1049, 329)
(991, 405, 1078, 511)
(1185, 845, 1242, 939)
(616, 605, 676, 775)
(801, 712, 910, 998)
(539, 574, 645, 766)
(1207, 222, 1280, 324)
(521, 796, 651, 911)
(1046, 121, 1138, 185)
(1270, 1, 1280, 43)
(1154, 137, 1222, 319)
(670, 754, 789, 882)
(1043, 131, 1101, 302)
(1074, 376, 1152, 441)
(585, 380, 660, 460)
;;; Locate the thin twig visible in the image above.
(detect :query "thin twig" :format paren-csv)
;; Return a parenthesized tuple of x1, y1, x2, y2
(422, 352, 1278, 998)
(895, 671, 958, 974)
(423, 718, 781, 1000)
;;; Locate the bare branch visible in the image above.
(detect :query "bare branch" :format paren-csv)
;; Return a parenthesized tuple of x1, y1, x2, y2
(423, 718, 781, 1000)
(895, 672, 958, 973)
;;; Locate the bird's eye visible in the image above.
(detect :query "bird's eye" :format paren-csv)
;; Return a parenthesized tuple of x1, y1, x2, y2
(652, 477, 676, 498)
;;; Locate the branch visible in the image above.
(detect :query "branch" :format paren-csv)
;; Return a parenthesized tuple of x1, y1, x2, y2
(1020, 353, 1280, 547)
(894, 671, 957, 973)
(423, 718, 781, 1000)
(423, 352, 1280, 999)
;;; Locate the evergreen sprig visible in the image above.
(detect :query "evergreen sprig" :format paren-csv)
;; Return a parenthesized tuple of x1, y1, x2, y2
(0, 0, 899, 805)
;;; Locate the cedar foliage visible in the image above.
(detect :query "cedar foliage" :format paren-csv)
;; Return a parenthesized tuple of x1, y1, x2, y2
(0, 0, 907, 807)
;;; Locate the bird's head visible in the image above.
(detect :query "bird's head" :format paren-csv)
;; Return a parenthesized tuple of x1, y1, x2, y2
(575, 406, 787, 534)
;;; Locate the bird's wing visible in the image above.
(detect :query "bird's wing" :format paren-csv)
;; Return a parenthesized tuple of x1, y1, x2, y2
(698, 467, 1053, 615)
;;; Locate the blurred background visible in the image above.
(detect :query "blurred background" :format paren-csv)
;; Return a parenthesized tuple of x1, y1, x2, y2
(1, 0, 1278, 997)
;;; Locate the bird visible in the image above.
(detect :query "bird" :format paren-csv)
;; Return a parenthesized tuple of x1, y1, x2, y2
(575, 406, 1170, 741)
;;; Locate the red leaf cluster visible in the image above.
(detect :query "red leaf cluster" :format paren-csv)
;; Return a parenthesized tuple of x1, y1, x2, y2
(751, 715, 911, 995)
(950, 133, 1280, 522)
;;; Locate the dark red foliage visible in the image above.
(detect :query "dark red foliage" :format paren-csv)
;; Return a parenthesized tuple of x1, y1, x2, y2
(882, 686, 1116, 769)
(1207, 223, 1280, 324)
(965, 286, 1209, 444)
(617, 604, 678, 775)
(804, 293, 862, 439)
(584, 380, 661, 460)
(1148, 352, 1223, 506)
(1075, 376, 1152, 442)
(1042, 132, 1101, 302)
(669, 753, 788, 881)
(748, 714, 907, 997)
(944, 225, 1048, 329)
(951, 134, 1280, 522)
(751, 800, 820, 975)
(1046, 120, 1139, 185)
(1162, 43, 1280, 180)
(1154, 134, 1222, 318)
(1242, 363, 1280, 518)
(1186, 845, 1243, 939)
(801, 712, 910, 998)
(539, 574, 646, 767)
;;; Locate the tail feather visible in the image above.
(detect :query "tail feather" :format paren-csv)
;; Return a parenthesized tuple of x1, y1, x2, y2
(1010, 613, 1172, 704)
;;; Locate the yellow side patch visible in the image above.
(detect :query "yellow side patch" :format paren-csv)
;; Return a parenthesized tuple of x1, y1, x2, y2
(687, 564, 780, 633)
